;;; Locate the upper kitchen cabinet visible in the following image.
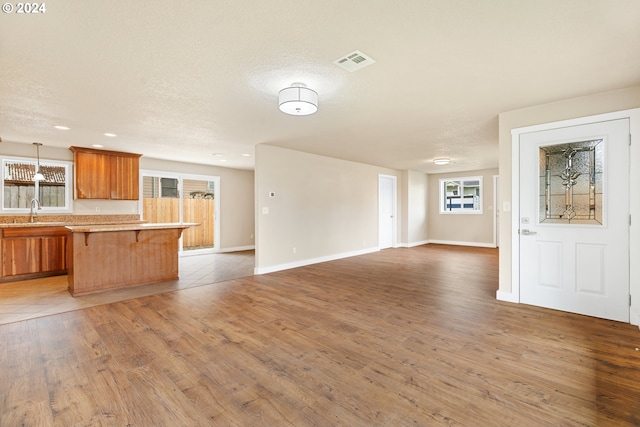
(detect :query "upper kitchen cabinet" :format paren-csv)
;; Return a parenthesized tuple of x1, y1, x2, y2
(69, 146, 142, 200)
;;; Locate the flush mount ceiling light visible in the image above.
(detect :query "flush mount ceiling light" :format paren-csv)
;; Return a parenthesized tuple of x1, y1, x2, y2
(33, 142, 45, 181)
(278, 83, 318, 116)
(433, 158, 450, 165)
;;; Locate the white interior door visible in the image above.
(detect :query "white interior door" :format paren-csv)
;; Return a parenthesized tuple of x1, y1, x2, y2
(379, 175, 396, 249)
(519, 119, 630, 322)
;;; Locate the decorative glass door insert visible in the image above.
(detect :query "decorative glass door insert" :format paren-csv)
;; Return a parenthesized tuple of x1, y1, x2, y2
(539, 139, 603, 225)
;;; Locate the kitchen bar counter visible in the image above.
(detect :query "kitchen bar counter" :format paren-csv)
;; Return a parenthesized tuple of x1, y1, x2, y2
(65, 222, 195, 233)
(66, 222, 198, 296)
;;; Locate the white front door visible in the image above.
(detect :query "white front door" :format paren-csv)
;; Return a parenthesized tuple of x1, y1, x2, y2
(379, 175, 396, 249)
(519, 119, 630, 322)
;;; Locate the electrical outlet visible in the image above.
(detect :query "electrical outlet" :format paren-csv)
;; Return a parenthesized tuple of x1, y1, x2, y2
(95, 207, 101, 213)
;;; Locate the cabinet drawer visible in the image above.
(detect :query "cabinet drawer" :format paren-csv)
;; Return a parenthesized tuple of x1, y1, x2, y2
(2, 227, 67, 238)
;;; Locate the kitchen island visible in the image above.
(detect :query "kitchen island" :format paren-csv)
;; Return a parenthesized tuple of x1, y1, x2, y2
(66, 222, 197, 296)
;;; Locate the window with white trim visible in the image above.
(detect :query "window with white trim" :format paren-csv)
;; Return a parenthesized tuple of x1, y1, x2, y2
(2, 156, 73, 213)
(439, 176, 482, 214)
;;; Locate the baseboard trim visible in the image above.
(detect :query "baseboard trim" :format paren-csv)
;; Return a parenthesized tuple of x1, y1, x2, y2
(215, 245, 256, 253)
(255, 247, 379, 275)
(496, 290, 519, 303)
(398, 240, 430, 248)
(428, 239, 496, 248)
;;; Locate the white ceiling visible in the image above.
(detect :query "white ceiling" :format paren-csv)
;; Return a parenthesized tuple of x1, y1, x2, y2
(1, 1, 639, 173)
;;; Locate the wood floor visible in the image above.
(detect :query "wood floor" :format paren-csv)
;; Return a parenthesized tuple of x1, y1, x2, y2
(0, 250, 255, 325)
(1, 245, 639, 426)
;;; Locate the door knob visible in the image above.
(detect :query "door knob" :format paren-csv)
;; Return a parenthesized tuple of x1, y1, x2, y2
(519, 229, 537, 236)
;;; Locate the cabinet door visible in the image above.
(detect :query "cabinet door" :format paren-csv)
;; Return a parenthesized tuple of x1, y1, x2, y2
(2, 238, 41, 277)
(110, 155, 139, 200)
(41, 236, 66, 273)
(75, 151, 111, 199)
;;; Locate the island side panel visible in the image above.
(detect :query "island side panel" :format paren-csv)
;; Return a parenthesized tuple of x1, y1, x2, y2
(67, 228, 181, 296)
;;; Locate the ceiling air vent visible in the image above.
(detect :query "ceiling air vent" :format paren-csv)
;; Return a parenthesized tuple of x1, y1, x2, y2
(333, 50, 376, 72)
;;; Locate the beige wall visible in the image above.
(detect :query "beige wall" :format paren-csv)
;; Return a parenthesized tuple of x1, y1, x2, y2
(0, 142, 255, 250)
(255, 144, 402, 272)
(405, 170, 429, 246)
(428, 168, 498, 246)
(498, 86, 640, 298)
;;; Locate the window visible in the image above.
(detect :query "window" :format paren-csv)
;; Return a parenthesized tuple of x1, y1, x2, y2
(2, 156, 73, 213)
(439, 176, 482, 214)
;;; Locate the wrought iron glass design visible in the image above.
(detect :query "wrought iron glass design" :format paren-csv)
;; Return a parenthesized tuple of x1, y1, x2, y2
(539, 139, 603, 225)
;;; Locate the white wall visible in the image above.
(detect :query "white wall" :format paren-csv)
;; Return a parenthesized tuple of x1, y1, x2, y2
(255, 144, 401, 273)
(404, 170, 429, 247)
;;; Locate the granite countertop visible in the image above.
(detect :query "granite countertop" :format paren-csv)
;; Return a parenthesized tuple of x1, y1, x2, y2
(65, 222, 199, 233)
(0, 214, 144, 228)
(0, 222, 69, 228)
(0, 220, 148, 229)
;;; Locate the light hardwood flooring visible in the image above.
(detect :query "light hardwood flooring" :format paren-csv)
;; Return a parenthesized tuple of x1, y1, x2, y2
(1, 245, 640, 426)
(0, 250, 255, 325)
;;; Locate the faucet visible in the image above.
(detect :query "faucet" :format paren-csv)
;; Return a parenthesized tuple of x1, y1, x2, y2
(29, 198, 41, 223)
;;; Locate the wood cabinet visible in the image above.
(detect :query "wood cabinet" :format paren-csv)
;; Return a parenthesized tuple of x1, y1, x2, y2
(1, 227, 67, 281)
(70, 146, 141, 200)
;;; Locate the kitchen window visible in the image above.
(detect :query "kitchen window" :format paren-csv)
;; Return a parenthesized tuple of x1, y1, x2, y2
(1, 156, 73, 213)
(439, 176, 482, 214)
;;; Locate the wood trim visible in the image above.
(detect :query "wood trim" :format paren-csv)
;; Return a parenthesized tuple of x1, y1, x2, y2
(69, 146, 142, 158)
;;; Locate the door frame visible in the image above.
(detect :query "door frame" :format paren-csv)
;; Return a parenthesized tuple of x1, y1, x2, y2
(493, 175, 499, 248)
(378, 174, 397, 249)
(510, 108, 640, 326)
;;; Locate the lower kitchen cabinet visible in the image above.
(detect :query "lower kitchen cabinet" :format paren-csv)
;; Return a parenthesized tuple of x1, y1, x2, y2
(1, 227, 67, 281)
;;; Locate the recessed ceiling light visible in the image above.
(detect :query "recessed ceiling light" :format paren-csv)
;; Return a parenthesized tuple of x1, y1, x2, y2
(220, 159, 227, 162)
(53, 125, 70, 130)
(92, 144, 104, 148)
(434, 158, 450, 165)
(241, 153, 251, 157)
(104, 133, 117, 137)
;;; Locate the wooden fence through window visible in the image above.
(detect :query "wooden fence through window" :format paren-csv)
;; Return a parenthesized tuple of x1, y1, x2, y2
(143, 198, 214, 249)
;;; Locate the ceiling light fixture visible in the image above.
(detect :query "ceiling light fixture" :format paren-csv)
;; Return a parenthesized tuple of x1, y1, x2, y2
(434, 158, 450, 165)
(104, 133, 117, 137)
(278, 83, 318, 116)
(33, 142, 45, 181)
(53, 125, 70, 130)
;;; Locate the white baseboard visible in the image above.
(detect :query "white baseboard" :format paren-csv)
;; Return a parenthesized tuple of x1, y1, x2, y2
(496, 290, 519, 303)
(428, 239, 496, 248)
(255, 247, 379, 275)
(215, 245, 255, 253)
(398, 240, 430, 248)
(631, 306, 639, 327)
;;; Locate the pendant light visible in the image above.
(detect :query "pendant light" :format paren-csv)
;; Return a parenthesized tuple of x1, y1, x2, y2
(33, 142, 45, 181)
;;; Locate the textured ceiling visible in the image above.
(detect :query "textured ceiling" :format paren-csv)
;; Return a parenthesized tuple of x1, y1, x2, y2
(1, 0, 639, 173)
